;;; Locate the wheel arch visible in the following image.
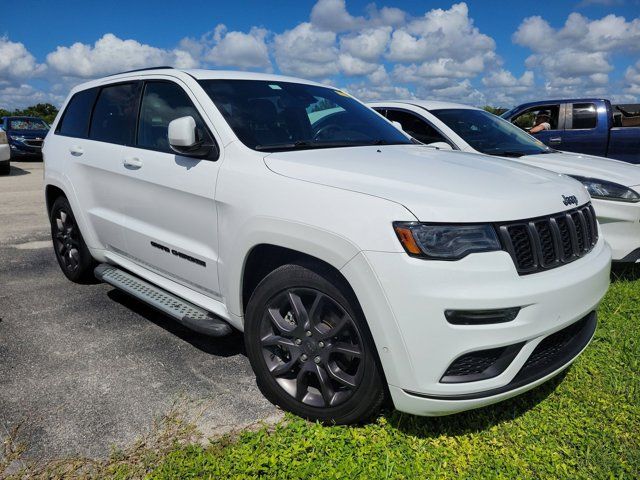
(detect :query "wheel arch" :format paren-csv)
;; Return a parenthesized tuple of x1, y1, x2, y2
(45, 184, 66, 215)
(241, 243, 358, 315)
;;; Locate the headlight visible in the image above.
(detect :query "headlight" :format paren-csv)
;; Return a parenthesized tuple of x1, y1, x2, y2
(569, 175, 640, 203)
(393, 222, 501, 259)
(8, 135, 26, 142)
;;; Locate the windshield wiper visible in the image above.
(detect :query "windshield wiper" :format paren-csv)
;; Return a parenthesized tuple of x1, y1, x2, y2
(486, 150, 526, 158)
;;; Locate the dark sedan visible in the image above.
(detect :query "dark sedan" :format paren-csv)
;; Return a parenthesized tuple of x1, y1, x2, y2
(1, 116, 49, 159)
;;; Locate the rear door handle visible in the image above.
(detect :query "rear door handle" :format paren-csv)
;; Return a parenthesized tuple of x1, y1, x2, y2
(123, 157, 143, 169)
(549, 137, 562, 144)
(69, 146, 84, 156)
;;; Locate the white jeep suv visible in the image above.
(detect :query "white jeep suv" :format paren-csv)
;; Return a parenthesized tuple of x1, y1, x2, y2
(43, 68, 611, 424)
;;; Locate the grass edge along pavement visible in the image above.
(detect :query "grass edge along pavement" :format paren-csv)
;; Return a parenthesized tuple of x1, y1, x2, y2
(3, 266, 639, 479)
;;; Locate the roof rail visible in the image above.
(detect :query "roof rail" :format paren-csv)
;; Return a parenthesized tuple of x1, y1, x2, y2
(105, 66, 175, 77)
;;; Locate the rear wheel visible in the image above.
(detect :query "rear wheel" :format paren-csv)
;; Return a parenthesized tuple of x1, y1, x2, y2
(50, 196, 96, 283)
(245, 263, 385, 424)
(0, 161, 9, 175)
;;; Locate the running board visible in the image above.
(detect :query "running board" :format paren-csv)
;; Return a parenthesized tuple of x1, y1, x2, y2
(94, 264, 232, 337)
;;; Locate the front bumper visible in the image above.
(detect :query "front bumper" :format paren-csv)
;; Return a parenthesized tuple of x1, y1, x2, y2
(9, 139, 43, 157)
(344, 237, 611, 416)
(593, 197, 640, 262)
(0, 144, 9, 162)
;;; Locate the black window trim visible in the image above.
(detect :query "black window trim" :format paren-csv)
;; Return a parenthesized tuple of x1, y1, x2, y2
(54, 87, 100, 139)
(567, 102, 599, 131)
(133, 79, 220, 161)
(88, 80, 143, 147)
(376, 105, 458, 150)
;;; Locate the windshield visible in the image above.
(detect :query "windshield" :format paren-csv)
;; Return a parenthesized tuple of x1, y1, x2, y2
(430, 108, 551, 157)
(8, 118, 49, 131)
(198, 80, 412, 151)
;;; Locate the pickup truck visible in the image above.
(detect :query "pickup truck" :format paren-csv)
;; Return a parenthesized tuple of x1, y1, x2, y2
(501, 99, 640, 164)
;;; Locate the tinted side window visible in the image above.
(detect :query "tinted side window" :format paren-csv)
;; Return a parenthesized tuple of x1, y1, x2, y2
(137, 81, 209, 153)
(571, 103, 597, 129)
(57, 88, 98, 137)
(89, 83, 139, 145)
(385, 109, 448, 145)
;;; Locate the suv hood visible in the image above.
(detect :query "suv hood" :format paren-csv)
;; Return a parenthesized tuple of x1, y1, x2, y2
(264, 145, 589, 222)
(514, 151, 640, 188)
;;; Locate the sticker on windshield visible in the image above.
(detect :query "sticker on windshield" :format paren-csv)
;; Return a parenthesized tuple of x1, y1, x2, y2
(269, 84, 282, 90)
(334, 90, 351, 97)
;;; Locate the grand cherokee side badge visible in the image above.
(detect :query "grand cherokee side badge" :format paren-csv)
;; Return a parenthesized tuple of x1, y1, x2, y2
(562, 195, 578, 206)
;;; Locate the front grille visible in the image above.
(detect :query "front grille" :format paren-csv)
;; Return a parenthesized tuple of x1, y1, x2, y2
(498, 203, 598, 275)
(24, 139, 43, 148)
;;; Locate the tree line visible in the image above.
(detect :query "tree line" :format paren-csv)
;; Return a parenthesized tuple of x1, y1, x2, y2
(0, 103, 59, 125)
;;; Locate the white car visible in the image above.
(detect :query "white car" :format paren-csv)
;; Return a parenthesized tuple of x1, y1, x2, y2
(369, 101, 640, 263)
(43, 68, 610, 424)
(0, 126, 10, 175)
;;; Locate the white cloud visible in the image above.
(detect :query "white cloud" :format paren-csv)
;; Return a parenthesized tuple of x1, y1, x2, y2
(625, 60, 640, 95)
(339, 27, 391, 62)
(418, 79, 486, 105)
(387, 3, 495, 63)
(337, 53, 378, 76)
(513, 12, 640, 98)
(0, 84, 58, 110)
(204, 25, 271, 70)
(46, 33, 198, 78)
(310, 0, 364, 32)
(481, 69, 535, 105)
(273, 23, 339, 78)
(0, 37, 46, 80)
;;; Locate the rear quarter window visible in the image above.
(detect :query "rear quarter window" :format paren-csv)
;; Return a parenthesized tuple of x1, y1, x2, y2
(571, 103, 597, 129)
(56, 88, 98, 137)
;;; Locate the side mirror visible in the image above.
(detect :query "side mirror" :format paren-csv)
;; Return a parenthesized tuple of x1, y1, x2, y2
(168, 116, 215, 158)
(391, 120, 403, 131)
(427, 141, 453, 151)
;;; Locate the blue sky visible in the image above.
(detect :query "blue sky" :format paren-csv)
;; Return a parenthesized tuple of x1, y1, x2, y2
(1, 0, 639, 109)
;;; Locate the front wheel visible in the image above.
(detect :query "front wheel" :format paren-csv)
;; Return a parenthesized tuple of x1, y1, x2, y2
(244, 263, 385, 424)
(50, 196, 96, 283)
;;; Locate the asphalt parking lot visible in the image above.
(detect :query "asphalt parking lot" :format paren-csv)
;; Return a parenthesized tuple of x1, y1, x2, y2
(0, 161, 280, 462)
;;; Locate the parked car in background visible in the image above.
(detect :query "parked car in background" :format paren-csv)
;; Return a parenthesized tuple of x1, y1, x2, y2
(1, 116, 49, 159)
(500, 99, 640, 164)
(44, 68, 610, 424)
(0, 126, 10, 174)
(370, 101, 640, 263)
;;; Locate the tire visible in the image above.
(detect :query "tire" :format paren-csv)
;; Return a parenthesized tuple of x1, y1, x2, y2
(245, 262, 385, 424)
(50, 196, 96, 283)
(0, 162, 9, 175)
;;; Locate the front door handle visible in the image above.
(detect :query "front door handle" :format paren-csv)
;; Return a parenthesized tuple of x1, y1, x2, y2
(549, 137, 562, 144)
(123, 157, 143, 169)
(69, 146, 84, 156)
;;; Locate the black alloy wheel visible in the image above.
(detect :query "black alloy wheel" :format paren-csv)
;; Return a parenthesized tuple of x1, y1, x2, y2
(50, 196, 96, 282)
(245, 263, 385, 424)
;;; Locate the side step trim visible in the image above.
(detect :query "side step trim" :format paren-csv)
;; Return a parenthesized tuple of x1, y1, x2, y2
(95, 264, 232, 337)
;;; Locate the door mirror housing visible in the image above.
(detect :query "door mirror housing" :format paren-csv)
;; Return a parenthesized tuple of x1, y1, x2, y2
(427, 141, 453, 151)
(168, 116, 216, 158)
(391, 120, 403, 131)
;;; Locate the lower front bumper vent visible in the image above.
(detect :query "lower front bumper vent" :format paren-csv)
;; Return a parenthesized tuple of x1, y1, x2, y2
(419, 312, 597, 400)
(441, 343, 524, 383)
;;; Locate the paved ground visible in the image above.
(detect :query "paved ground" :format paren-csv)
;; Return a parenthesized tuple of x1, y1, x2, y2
(0, 161, 280, 462)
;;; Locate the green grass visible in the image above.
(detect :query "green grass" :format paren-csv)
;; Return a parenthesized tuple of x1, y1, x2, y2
(7, 267, 640, 479)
